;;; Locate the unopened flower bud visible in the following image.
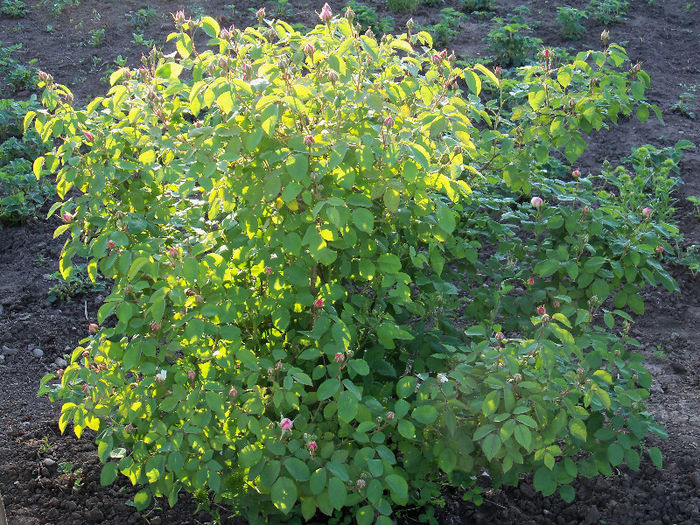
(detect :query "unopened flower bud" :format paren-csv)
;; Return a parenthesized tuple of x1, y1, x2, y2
(314, 298, 324, 308)
(88, 323, 99, 334)
(82, 350, 90, 359)
(319, 3, 332, 23)
(187, 370, 196, 380)
(276, 361, 283, 370)
(84, 131, 94, 141)
(173, 10, 185, 26)
(280, 417, 293, 432)
(304, 134, 315, 146)
(335, 352, 344, 363)
(656, 245, 664, 254)
(513, 373, 522, 382)
(229, 387, 238, 398)
(572, 168, 580, 178)
(169, 247, 179, 258)
(582, 205, 590, 214)
(432, 53, 442, 65)
(543, 49, 551, 59)
(62, 212, 74, 223)
(356, 479, 366, 489)
(256, 7, 265, 22)
(527, 277, 535, 286)
(264, 266, 273, 275)
(57, 369, 64, 377)
(345, 6, 355, 22)
(107, 240, 116, 249)
(386, 411, 395, 421)
(541, 313, 550, 323)
(328, 70, 339, 83)
(642, 206, 651, 218)
(307, 441, 317, 453)
(537, 305, 546, 316)
(304, 43, 315, 55)
(151, 322, 159, 333)
(495, 332, 505, 342)
(601, 29, 610, 42)
(531, 196, 543, 209)
(494, 66, 503, 77)
(406, 18, 414, 31)
(553, 301, 560, 308)
(384, 116, 395, 128)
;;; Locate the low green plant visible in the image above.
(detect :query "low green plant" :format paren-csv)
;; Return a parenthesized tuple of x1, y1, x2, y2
(587, 0, 629, 25)
(41, 0, 78, 17)
(348, 1, 394, 36)
(87, 27, 105, 47)
(126, 7, 156, 30)
(0, 0, 27, 17)
(0, 42, 38, 93)
(0, 96, 51, 223)
(46, 264, 107, 303)
(688, 195, 700, 217)
(670, 84, 696, 119)
(421, 8, 464, 48)
(131, 32, 156, 48)
(387, 0, 419, 13)
(34, 7, 674, 524)
(462, 0, 494, 12)
(485, 15, 542, 67)
(557, 6, 588, 40)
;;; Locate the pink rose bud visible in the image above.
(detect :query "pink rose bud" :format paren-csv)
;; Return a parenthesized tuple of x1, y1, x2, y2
(440, 49, 447, 60)
(319, 3, 332, 23)
(304, 43, 315, 55)
(642, 207, 651, 218)
(304, 134, 315, 146)
(384, 116, 395, 128)
(38, 70, 49, 82)
(169, 247, 179, 258)
(57, 369, 64, 377)
(582, 206, 590, 214)
(187, 370, 196, 380)
(527, 277, 535, 286)
(220, 28, 230, 39)
(537, 305, 546, 316)
(543, 49, 551, 59)
(432, 53, 442, 65)
(307, 441, 317, 453)
(151, 322, 159, 333)
(82, 384, 88, 392)
(572, 168, 580, 178)
(84, 131, 94, 141)
(494, 66, 503, 76)
(386, 411, 395, 421)
(314, 298, 324, 308)
(174, 10, 185, 25)
(656, 245, 664, 254)
(241, 62, 252, 73)
(107, 240, 116, 249)
(256, 7, 265, 21)
(601, 29, 610, 41)
(356, 479, 366, 489)
(88, 323, 99, 334)
(495, 332, 505, 342)
(62, 212, 74, 223)
(280, 417, 293, 432)
(229, 387, 238, 398)
(82, 350, 90, 358)
(553, 301, 560, 308)
(530, 196, 543, 209)
(335, 352, 344, 363)
(328, 70, 339, 83)
(264, 266, 273, 275)
(276, 361, 283, 370)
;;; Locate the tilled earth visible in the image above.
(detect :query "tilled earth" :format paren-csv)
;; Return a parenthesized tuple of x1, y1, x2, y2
(1, 1, 699, 524)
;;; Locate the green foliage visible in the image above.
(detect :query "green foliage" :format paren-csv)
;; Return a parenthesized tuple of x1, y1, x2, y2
(587, 0, 629, 25)
(462, 0, 494, 12)
(0, 0, 27, 18)
(387, 0, 419, 13)
(485, 15, 542, 67)
(557, 6, 588, 40)
(348, 1, 394, 36)
(0, 42, 38, 93)
(670, 84, 696, 119)
(421, 8, 465, 49)
(125, 7, 156, 30)
(46, 264, 107, 303)
(34, 10, 673, 523)
(0, 96, 52, 223)
(87, 28, 105, 47)
(40, 0, 79, 17)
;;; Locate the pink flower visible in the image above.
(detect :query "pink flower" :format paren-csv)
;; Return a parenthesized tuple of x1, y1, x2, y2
(151, 322, 159, 333)
(307, 441, 317, 453)
(386, 411, 395, 421)
(187, 370, 196, 380)
(319, 3, 332, 23)
(335, 352, 344, 363)
(107, 240, 116, 249)
(356, 479, 366, 489)
(537, 305, 546, 316)
(304, 135, 315, 146)
(82, 384, 88, 392)
(553, 301, 560, 308)
(656, 245, 664, 254)
(384, 116, 395, 128)
(642, 207, 652, 218)
(432, 53, 442, 65)
(264, 266, 273, 275)
(572, 168, 580, 178)
(494, 66, 503, 76)
(304, 43, 315, 55)
(88, 323, 99, 334)
(229, 387, 238, 398)
(280, 417, 293, 432)
(530, 196, 543, 209)
(169, 247, 179, 258)
(527, 277, 535, 286)
(84, 131, 94, 141)
(314, 298, 324, 308)
(62, 212, 74, 223)
(255, 7, 265, 21)
(543, 49, 551, 59)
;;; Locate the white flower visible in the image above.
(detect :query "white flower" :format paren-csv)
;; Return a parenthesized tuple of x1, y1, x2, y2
(155, 369, 167, 382)
(437, 373, 448, 384)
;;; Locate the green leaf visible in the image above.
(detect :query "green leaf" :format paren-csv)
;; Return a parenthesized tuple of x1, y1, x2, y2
(628, 294, 645, 315)
(412, 405, 438, 425)
(310, 468, 327, 496)
(436, 205, 456, 234)
(533, 466, 557, 496)
(271, 477, 298, 515)
(356, 505, 374, 525)
(481, 390, 500, 417)
(396, 376, 416, 398)
(155, 62, 183, 80)
(318, 378, 341, 401)
(349, 359, 370, 376)
(648, 447, 662, 469)
(378, 254, 401, 274)
(607, 443, 624, 466)
(352, 208, 374, 233)
(438, 448, 457, 473)
(559, 484, 575, 503)
(385, 474, 408, 504)
(338, 390, 358, 423)
(100, 462, 118, 486)
(133, 489, 152, 511)
(535, 259, 560, 277)
(397, 419, 416, 439)
(284, 457, 311, 482)
(482, 433, 501, 461)
(200, 16, 220, 38)
(328, 476, 347, 509)
(569, 418, 587, 442)
(513, 424, 532, 451)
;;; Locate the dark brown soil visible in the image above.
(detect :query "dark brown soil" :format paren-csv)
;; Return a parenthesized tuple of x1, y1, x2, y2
(1, 1, 699, 524)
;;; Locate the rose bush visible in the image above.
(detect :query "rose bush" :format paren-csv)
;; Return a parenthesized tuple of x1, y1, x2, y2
(33, 5, 684, 523)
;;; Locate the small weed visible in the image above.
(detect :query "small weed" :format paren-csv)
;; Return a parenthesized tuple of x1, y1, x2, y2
(125, 7, 156, 29)
(41, 0, 79, 17)
(387, 0, 419, 13)
(670, 84, 696, 119)
(348, 1, 394, 36)
(462, 0, 494, 12)
(86, 27, 105, 47)
(0, 42, 39, 92)
(485, 14, 542, 67)
(678, 244, 699, 277)
(0, 0, 27, 18)
(421, 8, 465, 48)
(557, 6, 588, 40)
(586, 0, 629, 25)
(652, 345, 667, 359)
(46, 264, 106, 303)
(688, 196, 700, 217)
(131, 32, 156, 48)
(57, 462, 84, 491)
